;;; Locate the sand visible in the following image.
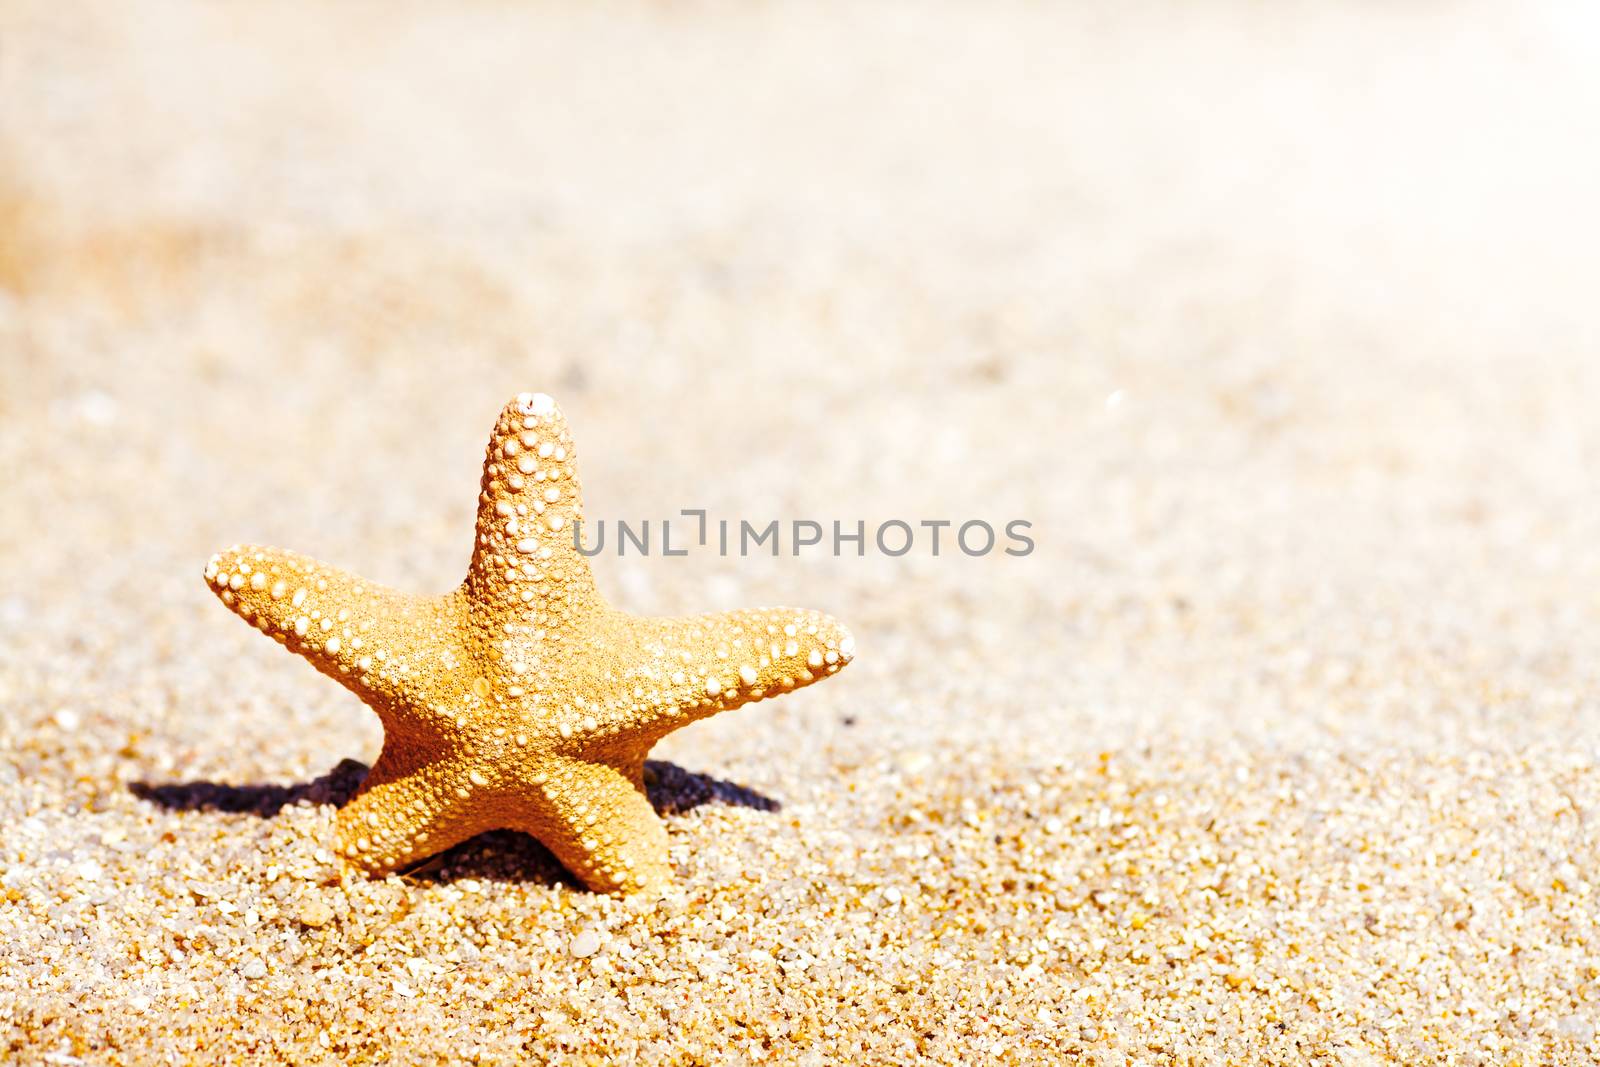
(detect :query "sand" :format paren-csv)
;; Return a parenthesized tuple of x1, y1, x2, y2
(3, 1, 1599, 1063)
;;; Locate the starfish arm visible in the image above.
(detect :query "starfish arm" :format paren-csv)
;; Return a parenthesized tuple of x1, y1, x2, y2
(519, 758, 671, 894)
(597, 607, 855, 739)
(335, 740, 491, 874)
(463, 392, 597, 632)
(204, 545, 466, 710)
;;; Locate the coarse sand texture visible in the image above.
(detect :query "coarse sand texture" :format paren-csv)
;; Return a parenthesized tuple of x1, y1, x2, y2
(3, 1, 1600, 1063)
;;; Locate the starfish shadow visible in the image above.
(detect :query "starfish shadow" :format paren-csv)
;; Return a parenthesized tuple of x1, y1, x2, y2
(129, 758, 780, 886)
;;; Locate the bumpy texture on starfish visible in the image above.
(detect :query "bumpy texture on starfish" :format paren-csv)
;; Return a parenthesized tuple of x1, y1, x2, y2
(203, 392, 853, 894)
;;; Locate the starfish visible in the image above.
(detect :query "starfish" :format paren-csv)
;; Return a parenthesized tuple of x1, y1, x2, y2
(203, 392, 853, 894)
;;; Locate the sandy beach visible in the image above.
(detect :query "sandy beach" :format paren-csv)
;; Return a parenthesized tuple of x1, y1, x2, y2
(3, 1, 1599, 1062)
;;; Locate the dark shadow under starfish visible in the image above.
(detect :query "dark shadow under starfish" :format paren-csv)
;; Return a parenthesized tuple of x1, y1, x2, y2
(130, 759, 780, 887)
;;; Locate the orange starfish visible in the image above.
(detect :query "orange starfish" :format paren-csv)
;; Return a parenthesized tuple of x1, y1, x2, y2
(204, 392, 853, 893)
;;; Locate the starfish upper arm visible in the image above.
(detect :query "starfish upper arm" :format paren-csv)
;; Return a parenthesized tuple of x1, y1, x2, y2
(204, 545, 466, 709)
(463, 392, 597, 625)
(604, 607, 855, 739)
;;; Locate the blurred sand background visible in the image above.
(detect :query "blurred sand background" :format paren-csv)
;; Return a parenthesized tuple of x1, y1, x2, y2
(3, 1, 1600, 1062)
